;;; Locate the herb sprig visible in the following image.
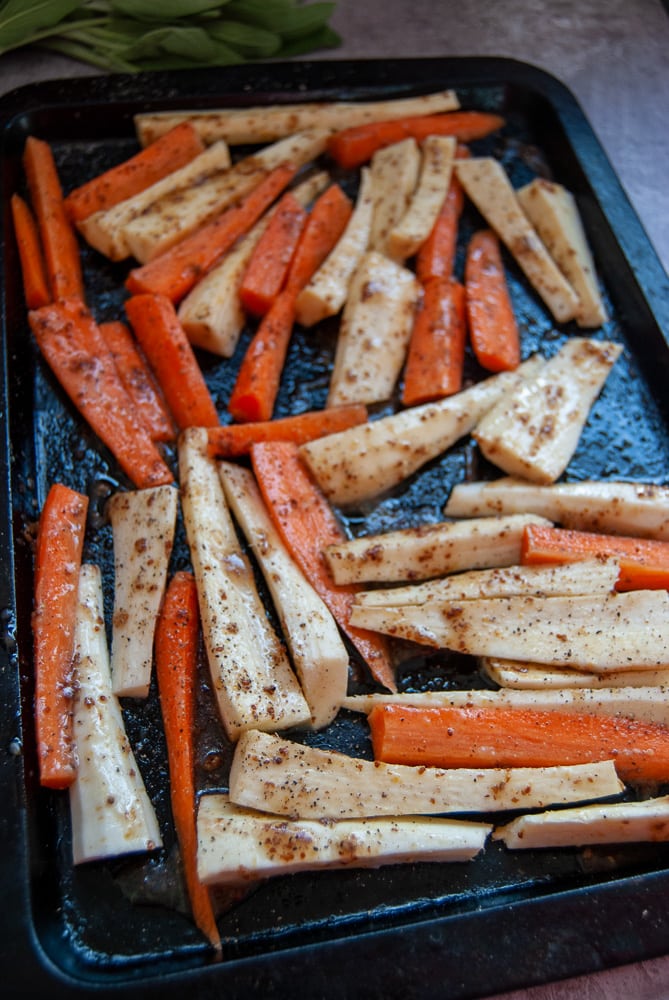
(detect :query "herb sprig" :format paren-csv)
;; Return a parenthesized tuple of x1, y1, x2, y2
(0, 0, 340, 72)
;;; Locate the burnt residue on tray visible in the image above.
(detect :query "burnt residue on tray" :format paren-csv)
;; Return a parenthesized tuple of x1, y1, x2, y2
(2, 58, 669, 998)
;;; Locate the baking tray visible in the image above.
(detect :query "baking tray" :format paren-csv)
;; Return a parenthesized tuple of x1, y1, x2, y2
(2, 56, 669, 1000)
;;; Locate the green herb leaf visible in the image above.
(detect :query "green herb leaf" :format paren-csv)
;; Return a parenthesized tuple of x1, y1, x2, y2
(206, 19, 281, 58)
(0, 0, 83, 53)
(276, 23, 341, 57)
(109, 0, 229, 22)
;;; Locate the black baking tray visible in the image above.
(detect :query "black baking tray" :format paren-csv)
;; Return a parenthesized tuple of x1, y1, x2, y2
(2, 57, 669, 1000)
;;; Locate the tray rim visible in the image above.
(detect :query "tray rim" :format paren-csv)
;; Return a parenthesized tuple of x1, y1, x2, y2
(2, 55, 669, 999)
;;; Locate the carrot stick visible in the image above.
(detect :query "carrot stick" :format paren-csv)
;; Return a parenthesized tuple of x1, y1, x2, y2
(226, 291, 297, 424)
(99, 320, 176, 443)
(28, 299, 174, 489)
(251, 440, 396, 691)
(239, 192, 307, 317)
(368, 702, 669, 785)
(521, 523, 669, 591)
(11, 193, 51, 308)
(401, 277, 467, 406)
(64, 122, 205, 224)
(207, 403, 367, 458)
(23, 136, 84, 302)
(284, 183, 353, 295)
(228, 184, 353, 423)
(155, 571, 221, 954)
(125, 294, 219, 430)
(465, 228, 521, 372)
(125, 164, 298, 303)
(415, 147, 468, 284)
(32, 483, 89, 789)
(327, 111, 506, 170)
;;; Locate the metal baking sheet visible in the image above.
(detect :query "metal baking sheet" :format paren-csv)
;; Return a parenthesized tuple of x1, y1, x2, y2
(1, 57, 669, 999)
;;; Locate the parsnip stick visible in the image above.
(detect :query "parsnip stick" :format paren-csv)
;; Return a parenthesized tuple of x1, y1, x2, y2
(134, 90, 461, 146)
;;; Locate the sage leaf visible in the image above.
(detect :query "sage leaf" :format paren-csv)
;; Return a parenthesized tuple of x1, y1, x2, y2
(0, 0, 82, 53)
(109, 0, 229, 22)
(207, 19, 281, 58)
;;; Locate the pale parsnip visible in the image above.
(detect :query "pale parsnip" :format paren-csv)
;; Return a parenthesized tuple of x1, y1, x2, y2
(108, 484, 178, 698)
(124, 129, 331, 263)
(326, 250, 421, 407)
(353, 558, 619, 608)
(348, 590, 669, 671)
(218, 461, 349, 730)
(69, 564, 162, 865)
(178, 428, 311, 740)
(516, 178, 608, 328)
(473, 338, 622, 484)
(295, 166, 374, 327)
(229, 730, 623, 819)
(178, 171, 330, 356)
(134, 90, 461, 146)
(342, 686, 669, 727)
(494, 796, 669, 850)
(368, 138, 421, 257)
(454, 157, 581, 323)
(197, 793, 491, 884)
(301, 359, 543, 507)
(324, 513, 551, 586)
(386, 135, 456, 261)
(77, 140, 232, 261)
(481, 657, 669, 690)
(444, 477, 669, 541)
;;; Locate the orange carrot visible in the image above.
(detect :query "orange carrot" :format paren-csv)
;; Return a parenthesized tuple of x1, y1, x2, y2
(227, 291, 297, 423)
(401, 277, 467, 406)
(64, 122, 205, 224)
(125, 293, 219, 430)
(368, 702, 669, 785)
(155, 571, 221, 954)
(251, 440, 396, 691)
(28, 299, 174, 489)
(207, 403, 368, 458)
(521, 523, 669, 591)
(465, 228, 521, 372)
(228, 184, 353, 423)
(32, 482, 88, 789)
(125, 164, 297, 303)
(11, 193, 51, 308)
(327, 111, 506, 170)
(23, 136, 84, 302)
(99, 320, 176, 443)
(239, 192, 307, 317)
(284, 183, 353, 295)
(415, 146, 468, 284)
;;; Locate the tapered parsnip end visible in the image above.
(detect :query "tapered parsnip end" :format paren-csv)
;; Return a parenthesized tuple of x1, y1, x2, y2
(454, 157, 581, 323)
(444, 477, 669, 540)
(302, 364, 534, 508)
(473, 338, 622, 484)
(386, 136, 456, 262)
(70, 565, 162, 865)
(197, 793, 491, 885)
(517, 178, 608, 328)
(326, 250, 421, 407)
(342, 686, 669, 727)
(76, 141, 232, 261)
(481, 657, 669, 691)
(109, 484, 178, 699)
(229, 730, 624, 820)
(218, 461, 349, 730)
(325, 513, 552, 586)
(295, 167, 375, 328)
(134, 91, 461, 146)
(494, 796, 669, 850)
(178, 430, 311, 740)
(353, 558, 620, 608)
